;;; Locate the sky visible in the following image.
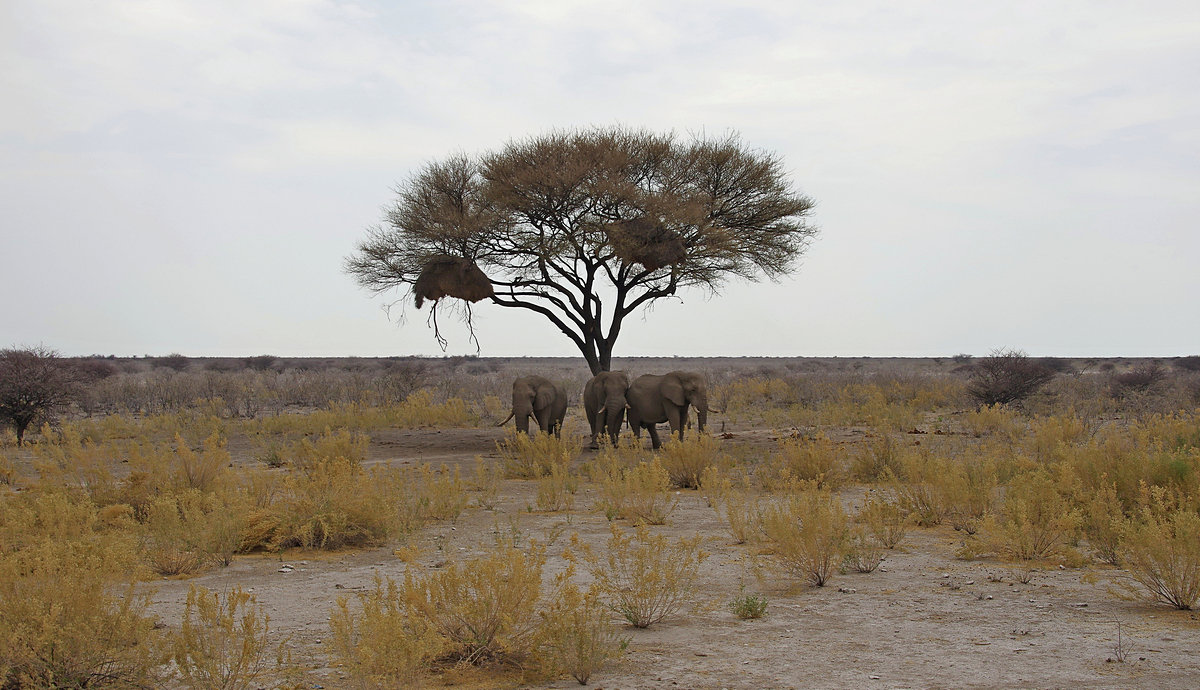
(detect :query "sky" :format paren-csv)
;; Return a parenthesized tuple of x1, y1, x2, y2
(2, 0, 1197, 359)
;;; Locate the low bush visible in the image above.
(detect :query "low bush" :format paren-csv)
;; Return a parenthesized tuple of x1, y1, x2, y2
(857, 495, 909, 549)
(171, 585, 295, 689)
(983, 469, 1079, 561)
(1120, 490, 1200, 610)
(539, 576, 627, 685)
(761, 489, 849, 587)
(593, 457, 677, 525)
(0, 491, 164, 688)
(765, 434, 843, 489)
(497, 431, 581, 479)
(573, 525, 707, 628)
(657, 435, 725, 489)
(728, 589, 768, 620)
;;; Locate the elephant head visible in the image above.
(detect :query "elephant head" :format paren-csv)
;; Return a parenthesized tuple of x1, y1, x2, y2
(584, 370, 630, 448)
(499, 375, 567, 437)
(662, 370, 709, 434)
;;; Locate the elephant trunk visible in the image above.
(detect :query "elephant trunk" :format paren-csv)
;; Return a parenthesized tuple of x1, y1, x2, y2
(693, 392, 709, 433)
(605, 396, 626, 440)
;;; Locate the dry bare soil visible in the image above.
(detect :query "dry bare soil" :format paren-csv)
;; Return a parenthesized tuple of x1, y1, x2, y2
(143, 418, 1200, 690)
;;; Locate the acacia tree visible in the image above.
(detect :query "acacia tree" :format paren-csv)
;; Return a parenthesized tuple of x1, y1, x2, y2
(346, 128, 817, 374)
(0, 346, 81, 445)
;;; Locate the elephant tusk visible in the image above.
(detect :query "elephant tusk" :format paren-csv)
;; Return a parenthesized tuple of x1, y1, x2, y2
(496, 411, 514, 427)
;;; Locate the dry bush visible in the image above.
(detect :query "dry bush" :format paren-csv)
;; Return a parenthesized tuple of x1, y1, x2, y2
(761, 489, 849, 587)
(274, 457, 406, 550)
(290, 428, 369, 470)
(0, 452, 14, 485)
(983, 469, 1079, 561)
(539, 575, 627, 685)
(172, 585, 295, 689)
(842, 526, 885, 573)
(535, 462, 578, 512)
(572, 525, 707, 628)
(1112, 362, 1168, 396)
(962, 404, 1022, 438)
(0, 491, 164, 688)
(765, 434, 843, 489)
(175, 431, 232, 492)
(470, 457, 503, 510)
(593, 457, 678, 525)
(966, 349, 1056, 407)
(329, 575, 446, 687)
(1120, 492, 1200, 610)
(857, 495, 909, 549)
(1081, 482, 1124, 564)
(719, 488, 765, 545)
(497, 431, 581, 479)
(398, 545, 546, 665)
(888, 452, 948, 527)
(1028, 412, 1091, 463)
(657, 435, 726, 489)
(850, 435, 907, 483)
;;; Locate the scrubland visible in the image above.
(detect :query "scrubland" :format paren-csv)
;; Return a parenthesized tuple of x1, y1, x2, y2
(2, 354, 1199, 688)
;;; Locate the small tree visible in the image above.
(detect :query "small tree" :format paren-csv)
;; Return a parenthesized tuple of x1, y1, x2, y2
(966, 348, 1056, 408)
(347, 127, 816, 374)
(0, 346, 81, 445)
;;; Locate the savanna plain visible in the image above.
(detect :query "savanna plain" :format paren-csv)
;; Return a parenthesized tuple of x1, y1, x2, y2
(3, 354, 1200, 689)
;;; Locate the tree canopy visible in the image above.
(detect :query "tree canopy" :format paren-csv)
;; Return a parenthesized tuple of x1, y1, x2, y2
(346, 127, 817, 374)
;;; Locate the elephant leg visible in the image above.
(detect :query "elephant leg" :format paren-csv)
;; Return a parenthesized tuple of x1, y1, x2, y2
(586, 408, 600, 447)
(666, 405, 686, 442)
(535, 408, 552, 434)
(647, 424, 662, 450)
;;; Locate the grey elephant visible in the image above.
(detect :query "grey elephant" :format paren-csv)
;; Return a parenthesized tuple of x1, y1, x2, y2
(583, 370, 630, 448)
(625, 370, 711, 449)
(497, 375, 568, 437)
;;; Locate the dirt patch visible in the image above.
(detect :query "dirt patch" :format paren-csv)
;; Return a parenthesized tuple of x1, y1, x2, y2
(144, 423, 1200, 689)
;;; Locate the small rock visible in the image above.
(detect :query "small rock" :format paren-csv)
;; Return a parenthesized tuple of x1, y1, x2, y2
(869, 675, 881, 680)
(966, 581, 975, 585)
(986, 595, 994, 600)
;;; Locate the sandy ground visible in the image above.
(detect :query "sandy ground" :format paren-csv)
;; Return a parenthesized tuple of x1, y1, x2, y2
(143, 423, 1200, 689)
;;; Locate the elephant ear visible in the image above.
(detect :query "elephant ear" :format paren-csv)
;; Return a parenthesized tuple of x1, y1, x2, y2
(662, 377, 686, 407)
(535, 384, 553, 410)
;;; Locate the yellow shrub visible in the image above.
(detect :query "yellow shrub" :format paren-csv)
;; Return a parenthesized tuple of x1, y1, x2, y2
(658, 435, 726, 489)
(765, 434, 843, 489)
(593, 457, 677, 525)
(962, 404, 1022, 439)
(535, 462, 578, 513)
(329, 575, 446, 687)
(290, 428, 369, 470)
(174, 432, 231, 492)
(497, 431, 581, 479)
(761, 489, 849, 587)
(0, 491, 162, 688)
(172, 585, 295, 689)
(572, 525, 707, 628)
(539, 574, 627, 684)
(1120, 496, 1200, 610)
(856, 494, 909, 549)
(983, 469, 1079, 561)
(275, 457, 402, 550)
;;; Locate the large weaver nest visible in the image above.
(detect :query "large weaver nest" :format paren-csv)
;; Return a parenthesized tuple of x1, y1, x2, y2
(413, 255, 494, 309)
(605, 218, 686, 271)
(412, 255, 494, 352)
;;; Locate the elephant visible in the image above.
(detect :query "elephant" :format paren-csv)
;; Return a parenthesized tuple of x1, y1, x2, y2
(497, 375, 568, 437)
(625, 370, 712, 449)
(583, 370, 630, 448)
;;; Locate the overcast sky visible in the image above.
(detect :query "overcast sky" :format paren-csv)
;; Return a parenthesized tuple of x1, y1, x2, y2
(3, 0, 1197, 359)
